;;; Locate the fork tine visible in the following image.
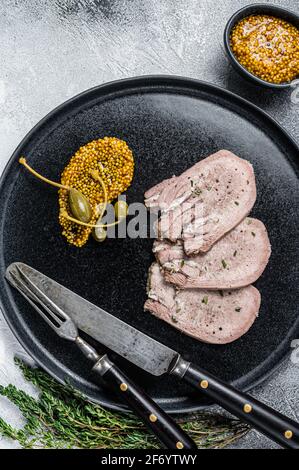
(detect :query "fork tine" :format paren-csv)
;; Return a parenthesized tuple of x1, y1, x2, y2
(9, 270, 62, 332)
(15, 265, 68, 323)
(12, 269, 63, 326)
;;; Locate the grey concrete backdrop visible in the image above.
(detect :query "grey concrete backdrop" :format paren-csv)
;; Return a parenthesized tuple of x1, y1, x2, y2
(0, 0, 298, 449)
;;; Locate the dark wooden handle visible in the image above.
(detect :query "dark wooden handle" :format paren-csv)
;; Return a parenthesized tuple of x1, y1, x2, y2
(93, 363, 197, 450)
(183, 363, 299, 449)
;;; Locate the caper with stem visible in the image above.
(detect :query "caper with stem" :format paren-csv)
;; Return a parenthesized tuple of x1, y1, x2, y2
(19, 157, 125, 230)
(68, 188, 92, 223)
(92, 226, 107, 243)
(19, 157, 93, 223)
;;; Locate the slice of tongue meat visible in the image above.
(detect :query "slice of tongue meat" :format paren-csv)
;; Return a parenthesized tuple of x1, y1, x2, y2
(144, 149, 257, 255)
(154, 217, 271, 290)
(144, 263, 261, 344)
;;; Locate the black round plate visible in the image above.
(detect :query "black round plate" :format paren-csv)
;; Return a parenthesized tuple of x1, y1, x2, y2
(0, 76, 298, 414)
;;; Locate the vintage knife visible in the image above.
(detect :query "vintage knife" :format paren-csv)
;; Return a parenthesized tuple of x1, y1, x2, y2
(5, 263, 196, 450)
(6, 262, 299, 449)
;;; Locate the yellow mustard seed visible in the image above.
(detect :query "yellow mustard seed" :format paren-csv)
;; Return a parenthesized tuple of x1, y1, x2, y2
(59, 137, 134, 247)
(230, 15, 299, 84)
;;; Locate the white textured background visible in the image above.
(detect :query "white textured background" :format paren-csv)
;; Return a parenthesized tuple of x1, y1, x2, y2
(0, 0, 298, 449)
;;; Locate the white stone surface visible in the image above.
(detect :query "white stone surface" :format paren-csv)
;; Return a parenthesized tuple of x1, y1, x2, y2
(0, 0, 298, 449)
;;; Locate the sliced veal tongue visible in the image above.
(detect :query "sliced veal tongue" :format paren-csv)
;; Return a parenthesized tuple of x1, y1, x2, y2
(144, 149, 257, 255)
(145, 263, 260, 344)
(154, 217, 271, 290)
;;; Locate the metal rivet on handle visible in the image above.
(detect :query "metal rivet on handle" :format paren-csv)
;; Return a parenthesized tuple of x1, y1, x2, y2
(120, 383, 128, 392)
(200, 380, 209, 389)
(149, 414, 157, 423)
(176, 441, 184, 449)
(243, 404, 252, 413)
(285, 430, 293, 439)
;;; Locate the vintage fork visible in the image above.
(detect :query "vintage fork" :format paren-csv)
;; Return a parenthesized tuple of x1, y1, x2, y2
(7, 265, 197, 450)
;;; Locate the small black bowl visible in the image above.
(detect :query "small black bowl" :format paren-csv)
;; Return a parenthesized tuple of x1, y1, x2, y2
(224, 3, 299, 89)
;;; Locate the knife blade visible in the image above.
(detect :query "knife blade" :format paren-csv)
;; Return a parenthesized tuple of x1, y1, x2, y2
(5, 262, 197, 450)
(5, 262, 179, 376)
(5, 262, 299, 449)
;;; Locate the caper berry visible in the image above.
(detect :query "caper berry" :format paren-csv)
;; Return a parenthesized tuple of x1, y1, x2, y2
(92, 226, 107, 243)
(114, 200, 128, 220)
(68, 188, 92, 223)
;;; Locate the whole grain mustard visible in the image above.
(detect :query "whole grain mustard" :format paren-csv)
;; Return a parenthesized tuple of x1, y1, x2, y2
(59, 137, 134, 247)
(230, 15, 299, 84)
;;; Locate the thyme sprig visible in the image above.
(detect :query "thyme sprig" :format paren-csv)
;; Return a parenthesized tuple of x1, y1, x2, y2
(0, 358, 249, 449)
